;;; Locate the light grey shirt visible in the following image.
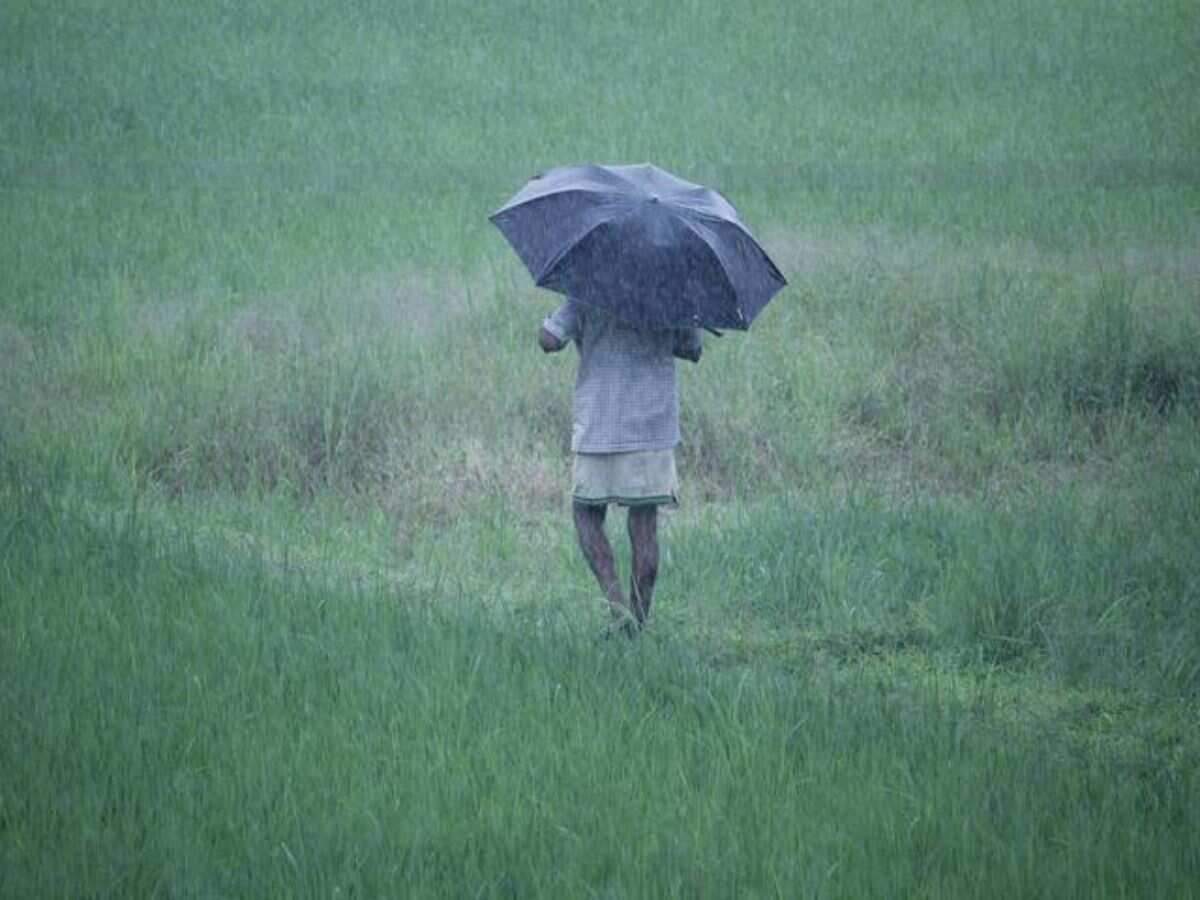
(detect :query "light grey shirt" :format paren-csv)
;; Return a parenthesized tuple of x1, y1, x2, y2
(543, 298, 701, 453)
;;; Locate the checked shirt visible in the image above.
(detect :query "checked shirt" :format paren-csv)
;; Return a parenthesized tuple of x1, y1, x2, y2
(542, 298, 702, 454)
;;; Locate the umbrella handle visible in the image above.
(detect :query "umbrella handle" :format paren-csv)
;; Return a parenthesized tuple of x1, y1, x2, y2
(703, 327, 724, 338)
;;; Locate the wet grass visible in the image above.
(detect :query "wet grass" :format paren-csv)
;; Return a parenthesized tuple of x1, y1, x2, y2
(2, 0, 1199, 896)
(2, 476, 1197, 898)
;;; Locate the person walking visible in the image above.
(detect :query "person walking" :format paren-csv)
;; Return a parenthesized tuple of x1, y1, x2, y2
(538, 297, 702, 635)
(493, 162, 783, 633)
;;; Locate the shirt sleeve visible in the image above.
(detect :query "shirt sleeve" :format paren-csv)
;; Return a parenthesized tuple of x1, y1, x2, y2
(542, 298, 583, 344)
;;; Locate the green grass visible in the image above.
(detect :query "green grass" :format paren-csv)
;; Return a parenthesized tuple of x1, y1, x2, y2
(3, 480, 1197, 898)
(2, 0, 1199, 896)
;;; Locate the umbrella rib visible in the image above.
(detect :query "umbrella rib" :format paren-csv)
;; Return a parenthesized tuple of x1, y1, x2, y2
(585, 162, 644, 192)
(678, 217, 742, 303)
(492, 185, 630, 222)
(682, 215, 787, 288)
(533, 216, 611, 286)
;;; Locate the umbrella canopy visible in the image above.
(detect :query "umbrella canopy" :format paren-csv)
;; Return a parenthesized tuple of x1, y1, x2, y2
(489, 163, 786, 331)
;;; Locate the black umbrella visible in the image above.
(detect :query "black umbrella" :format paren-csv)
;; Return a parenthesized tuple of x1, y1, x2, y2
(489, 162, 786, 331)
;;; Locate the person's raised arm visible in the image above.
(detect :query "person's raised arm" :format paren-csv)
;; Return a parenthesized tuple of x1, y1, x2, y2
(538, 325, 565, 353)
(539, 299, 581, 355)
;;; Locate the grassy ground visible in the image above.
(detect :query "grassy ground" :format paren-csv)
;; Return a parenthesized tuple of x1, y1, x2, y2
(2, 0, 1199, 896)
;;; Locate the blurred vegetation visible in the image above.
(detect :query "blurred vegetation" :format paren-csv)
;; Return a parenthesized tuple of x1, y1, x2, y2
(2, 0, 1198, 895)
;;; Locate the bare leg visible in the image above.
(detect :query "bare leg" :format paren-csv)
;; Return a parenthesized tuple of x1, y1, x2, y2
(572, 501, 631, 624)
(627, 505, 659, 626)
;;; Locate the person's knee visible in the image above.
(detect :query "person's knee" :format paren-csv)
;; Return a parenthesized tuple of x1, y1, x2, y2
(627, 505, 657, 537)
(574, 501, 606, 529)
(637, 553, 658, 583)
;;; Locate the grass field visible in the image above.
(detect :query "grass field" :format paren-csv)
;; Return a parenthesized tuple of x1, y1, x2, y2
(2, 0, 1199, 896)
